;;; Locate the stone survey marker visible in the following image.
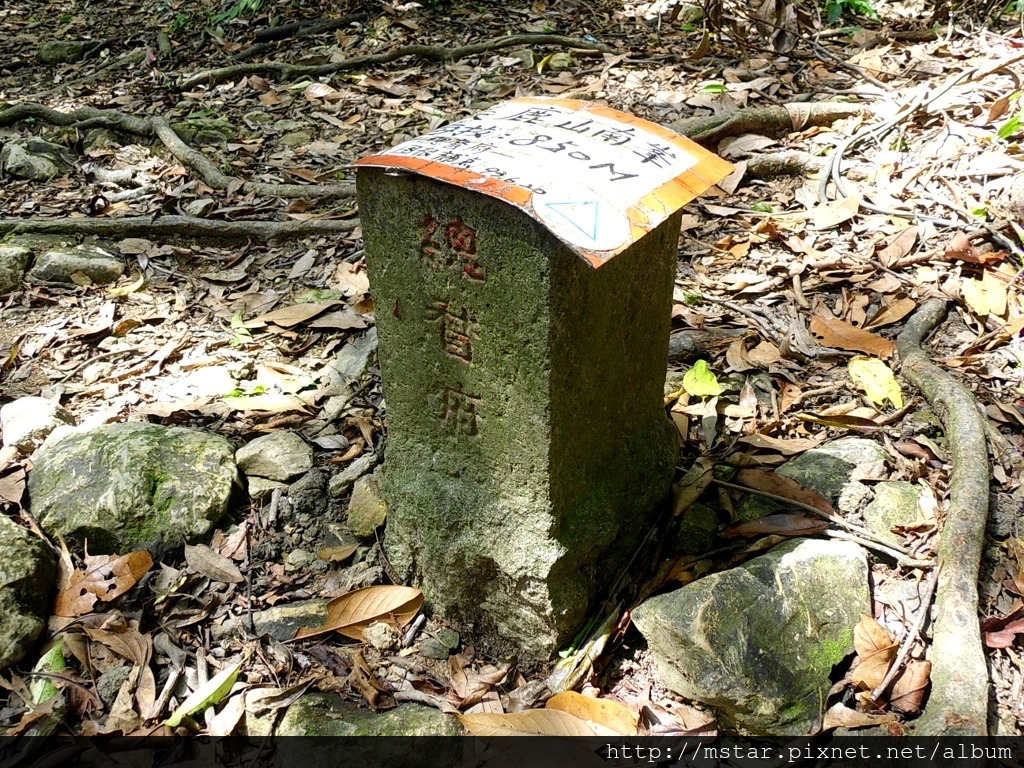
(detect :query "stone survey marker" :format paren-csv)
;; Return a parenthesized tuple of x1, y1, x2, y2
(356, 98, 732, 657)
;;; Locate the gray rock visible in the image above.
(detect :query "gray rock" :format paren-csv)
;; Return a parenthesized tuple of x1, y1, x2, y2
(82, 129, 122, 154)
(0, 245, 31, 293)
(29, 422, 238, 556)
(272, 119, 304, 134)
(277, 694, 462, 740)
(739, 437, 890, 521)
(1, 396, 76, 454)
(236, 432, 312, 482)
(279, 131, 312, 147)
(247, 476, 286, 500)
(363, 621, 401, 653)
(328, 452, 379, 498)
(212, 599, 329, 643)
(27, 246, 125, 285)
(171, 117, 235, 147)
(347, 469, 387, 538)
(37, 40, 89, 64)
(1, 139, 74, 180)
(287, 468, 328, 518)
(864, 482, 920, 546)
(96, 665, 132, 706)
(633, 539, 869, 735)
(319, 329, 379, 420)
(0, 514, 57, 671)
(184, 199, 216, 218)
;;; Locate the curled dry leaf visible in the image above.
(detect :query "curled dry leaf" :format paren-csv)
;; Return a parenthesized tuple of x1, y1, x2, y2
(821, 702, 899, 731)
(54, 550, 154, 618)
(850, 614, 897, 690)
(292, 585, 424, 642)
(545, 690, 638, 736)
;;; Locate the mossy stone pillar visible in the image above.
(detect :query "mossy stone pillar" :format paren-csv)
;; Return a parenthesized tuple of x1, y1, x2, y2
(356, 98, 732, 658)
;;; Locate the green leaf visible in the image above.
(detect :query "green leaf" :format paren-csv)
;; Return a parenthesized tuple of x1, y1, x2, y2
(998, 114, 1022, 140)
(848, 356, 903, 408)
(702, 82, 727, 93)
(30, 639, 65, 705)
(751, 202, 774, 213)
(683, 360, 723, 398)
(165, 658, 244, 727)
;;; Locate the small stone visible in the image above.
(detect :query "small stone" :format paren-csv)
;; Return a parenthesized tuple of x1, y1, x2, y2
(212, 599, 329, 643)
(328, 452, 379, 498)
(363, 620, 401, 653)
(418, 637, 450, 659)
(505, 49, 534, 68)
(547, 52, 573, 71)
(279, 131, 312, 147)
(37, 40, 89, 64)
(273, 119, 304, 133)
(184, 199, 216, 217)
(347, 469, 387, 538)
(247, 476, 287, 500)
(27, 246, 124, 285)
(236, 431, 313, 482)
(1, 139, 74, 181)
(1, 396, 76, 454)
(284, 549, 318, 571)
(82, 129, 122, 155)
(96, 665, 132, 706)
(277, 695, 463, 740)
(288, 468, 328, 518)
(0, 514, 57, 671)
(436, 627, 460, 651)
(0, 246, 31, 294)
(864, 481, 920, 546)
(243, 111, 274, 127)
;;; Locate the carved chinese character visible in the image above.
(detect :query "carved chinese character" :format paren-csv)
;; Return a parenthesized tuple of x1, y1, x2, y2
(437, 385, 481, 435)
(427, 300, 479, 363)
(445, 218, 485, 282)
(419, 214, 452, 270)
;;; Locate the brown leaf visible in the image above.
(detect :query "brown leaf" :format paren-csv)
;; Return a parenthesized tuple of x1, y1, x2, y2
(809, 315, 895, 357)
(318, 544, 358, 563)
(292, 585, 423, 642)
(811, 194, 861, 230)
(864, 297, 917, 330)
(183, 543, 244, 584)
(251, 301, 343, 328)
(719, 513, 828, 539)
(449, 654, 511, 708)
(0, 466, 26, 505)
(545, 691, 638, 736)
(944, 231, 1005, 264)
(348, 650, 393, 711)
(54, 551, 154, 618)
(735, 468, 835, 515)
(876, 226, 918, 267)
(457, 709, 605, 737)
(850, 614, 897, 690)
(735, 434, 824, 454)
(307, 310, 369, 330)
(889, 660, 931, 715)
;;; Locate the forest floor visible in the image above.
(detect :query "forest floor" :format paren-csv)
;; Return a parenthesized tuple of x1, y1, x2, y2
(1, 0, 1023, 743)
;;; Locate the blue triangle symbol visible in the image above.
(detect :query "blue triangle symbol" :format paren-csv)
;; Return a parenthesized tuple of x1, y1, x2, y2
(542, 200, 601, 240)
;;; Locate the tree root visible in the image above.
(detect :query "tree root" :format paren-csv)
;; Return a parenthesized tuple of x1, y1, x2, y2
(235, 13, 370, 61)
(179, 34, 616, 91)
(897, 298, 989, 736)
(0, 103, 356, 201)
(670, 102, 869, 145)
(0, 215, 357, 242)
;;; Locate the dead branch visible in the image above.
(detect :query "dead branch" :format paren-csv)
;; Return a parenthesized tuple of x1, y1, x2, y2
(0, 102, 356, 201)
(0, 215, 357, 242)
(671, 102, 868, 145)
(236, 13, 369, 61)
(178, 34, 616, 90)
(897, 298, 989, 736)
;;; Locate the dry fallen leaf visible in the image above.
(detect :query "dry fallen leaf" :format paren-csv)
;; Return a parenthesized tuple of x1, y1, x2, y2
(54, 550, 154, 618)
(889, 659, 931, 715)
(735, 468, 835, 515)
(184, 543, 244, 584)
(811, 194, 861, 230)
(809, 315, 895, 357)
(457, 708, 609, 737)
(545, 691, 638, 736)
(821, 701, 899, 730)
(292, 585, 423, 642)
(850, 614, 897, 690)
(719, 513, 829, 539)
(961, 270, 1007, 317)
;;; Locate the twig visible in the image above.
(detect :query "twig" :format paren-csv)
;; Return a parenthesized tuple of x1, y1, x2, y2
(826, 529, 934, 569)
(0, 215, 357, 241)
(179, 34, 616, 90)
(712, 478, 917, 557)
